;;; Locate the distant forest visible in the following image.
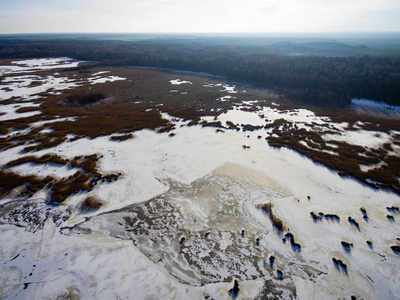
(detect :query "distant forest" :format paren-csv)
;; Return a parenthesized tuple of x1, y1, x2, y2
(1, 35, 400, 106)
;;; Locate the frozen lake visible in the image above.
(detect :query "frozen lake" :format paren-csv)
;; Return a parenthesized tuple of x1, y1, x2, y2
(0, 58, 399, 299)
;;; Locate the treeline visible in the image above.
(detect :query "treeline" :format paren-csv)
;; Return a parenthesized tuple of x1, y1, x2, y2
(1, 38, 399, 106)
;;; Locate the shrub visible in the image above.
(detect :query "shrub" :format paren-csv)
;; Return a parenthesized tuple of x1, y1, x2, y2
(81, 196, 103, 211)
(64, 92, 106, 106)
(110, 133, 134, 141)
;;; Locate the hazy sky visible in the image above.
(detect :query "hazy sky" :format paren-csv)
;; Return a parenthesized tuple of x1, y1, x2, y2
(1, 0, 399, 34)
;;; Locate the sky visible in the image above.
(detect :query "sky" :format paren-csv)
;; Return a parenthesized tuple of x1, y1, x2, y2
(0, 0, 400, 34)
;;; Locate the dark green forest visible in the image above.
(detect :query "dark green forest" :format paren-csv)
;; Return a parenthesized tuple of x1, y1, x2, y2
(1, 35, 400, 106)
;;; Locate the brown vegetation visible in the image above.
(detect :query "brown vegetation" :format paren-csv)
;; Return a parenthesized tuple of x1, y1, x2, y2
(0, 153, 120, 204)
(110, 133, 134, 142)
(15, 106, 42, 114)
(2, 66, 260, 204)
(80, 196, 103, 211)
(0, 170, 54, 198)
(265, 119, 400, 195)
(5, 154, 69, 167)
(256, 202, 284, 233)
(50, 171, 91, 203)
(64, 92, 106, 106)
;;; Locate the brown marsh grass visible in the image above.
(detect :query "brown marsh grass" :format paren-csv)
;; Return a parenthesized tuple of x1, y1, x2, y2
(1, 153, 120, 204)
(80, 196, 103, 211)
(1, 62, 399, 203)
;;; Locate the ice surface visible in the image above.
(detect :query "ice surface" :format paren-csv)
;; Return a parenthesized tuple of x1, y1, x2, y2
(1, 114, 399, 299)
(14, 120, 395, 299)
(91, 71, 110, 76)
(69, 163, 309, 287)
(0, 222, 265, 299)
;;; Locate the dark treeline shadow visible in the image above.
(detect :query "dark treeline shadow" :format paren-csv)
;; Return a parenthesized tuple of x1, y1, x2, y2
(1, 35, 399, 107)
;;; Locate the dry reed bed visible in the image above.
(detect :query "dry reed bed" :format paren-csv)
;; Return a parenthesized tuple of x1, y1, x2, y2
(1, 153, 120, 204)
(1, 63, 399, 205)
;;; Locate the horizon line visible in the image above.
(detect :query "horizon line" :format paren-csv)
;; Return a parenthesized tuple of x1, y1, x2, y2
(1, 31, 400, 35)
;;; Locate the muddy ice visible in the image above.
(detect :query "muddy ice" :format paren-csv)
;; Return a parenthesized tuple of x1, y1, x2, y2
(65, 163, 320, 291)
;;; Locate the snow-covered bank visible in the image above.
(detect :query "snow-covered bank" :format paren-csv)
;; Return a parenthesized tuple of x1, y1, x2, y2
(351, 98, 400, 119)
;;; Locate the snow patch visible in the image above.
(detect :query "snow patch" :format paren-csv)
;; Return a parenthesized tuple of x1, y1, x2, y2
(170, 79, 192, 85)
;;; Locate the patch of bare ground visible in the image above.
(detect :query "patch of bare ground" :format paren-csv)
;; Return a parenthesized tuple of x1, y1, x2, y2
(255, 279, 297, 300)
(27, 80, 43, 88)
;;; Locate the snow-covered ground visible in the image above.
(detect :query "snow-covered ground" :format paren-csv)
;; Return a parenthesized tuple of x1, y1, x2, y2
(2, 122, 399, 299)
(170, 79, 192, 85)
(0, 59, 399, 299)
(88, 75, 126, 85)
(0, 102, 42, 121)
(351, 98, 400, 119)
(0, 58, 80, 76)
(0, 58, 126, 122)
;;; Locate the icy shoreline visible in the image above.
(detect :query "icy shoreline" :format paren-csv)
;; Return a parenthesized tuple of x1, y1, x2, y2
(2, 123, 399, 299)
